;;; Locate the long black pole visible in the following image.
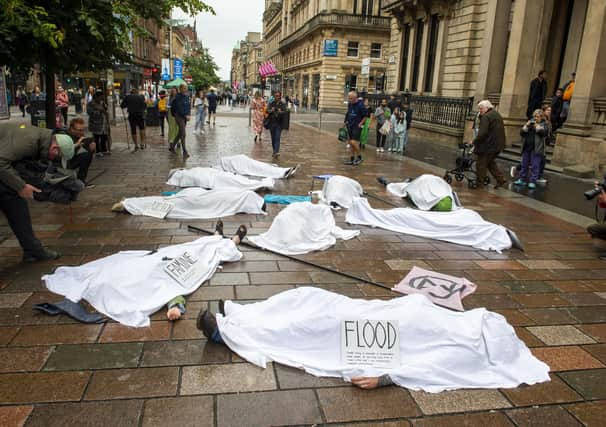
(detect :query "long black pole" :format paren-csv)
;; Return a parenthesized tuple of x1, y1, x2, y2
(363, 191, 401, 208)
(187, 225, 393, 291)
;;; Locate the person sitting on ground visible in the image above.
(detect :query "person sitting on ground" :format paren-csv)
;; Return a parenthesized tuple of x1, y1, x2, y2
(64, 117, 96, 188)
(166, 220, 247, 320)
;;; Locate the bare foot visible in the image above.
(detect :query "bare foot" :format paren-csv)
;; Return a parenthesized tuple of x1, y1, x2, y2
(166, 306, 182, 321)
(351, 377, 379, 389)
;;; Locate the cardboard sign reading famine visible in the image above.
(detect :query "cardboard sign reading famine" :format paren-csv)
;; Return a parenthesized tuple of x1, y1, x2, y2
(143, 201, 173, 219)
(340, 320, 400, 368)
(164, 251, 205, 288)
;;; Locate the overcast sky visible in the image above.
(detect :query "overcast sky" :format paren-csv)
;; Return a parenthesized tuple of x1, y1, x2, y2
(173, 0, 265, 80)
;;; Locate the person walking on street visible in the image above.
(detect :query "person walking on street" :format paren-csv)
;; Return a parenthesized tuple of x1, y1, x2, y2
(120, 88, 147, 151)
(514, 109, 547, 190)
(157, 90, 169, 137)
(251, 91, 266, 143)
(16, 86, 28, 117)
(87, 91, 110, 157)
(526, 70, 547, 119)
(193, 90, 206, 135)
(470, 100, 507, 189)
(169, 83, 191, 159)
(266, 91, 288, 159)
(55, 85, 69, 127)
(293, 95, 300, 114)
(207, 87, 218, 125)
(0, 123, 77, 261)
(30, 86, 45, 102)
(73, 88, 83, 114)
(402, 102, 413, 148)
(343, 91, 369, 165)
(374, 99, 390, 152)
(359, 98, 372, 150)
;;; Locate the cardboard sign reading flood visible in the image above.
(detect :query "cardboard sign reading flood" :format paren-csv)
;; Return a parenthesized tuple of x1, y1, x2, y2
(340, 320, 400, 368)
(164, 251, 205, 288)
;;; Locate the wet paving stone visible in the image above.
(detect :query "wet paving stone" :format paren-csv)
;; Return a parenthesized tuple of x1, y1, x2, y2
(0, 405, 32, 427)
(410, 411, 514, 426)
(0, 347, 52, 373)
(501, 374, 582, 405)
(409, 389, 511, 415)
(564, 400, 606, 427)
(532, 346, 605, 371)
(85, 367, 179, 400)
(566, 306, 606, 323)
(142, 396, 214, 427)
(318, 386, 420, 422)
(43, 343, 143, 371)
(559, 369, 606, 399)
(274, 364, 348, 389)
(527, 325, 596, 346)
(25, 400, 143, 427)
(505, 405, 582, 426)
(140, 339, 230, 367)
(217, 389, 323, 427)
(511, 293, 570, 308)
(11, 324, 102, 346)
(499, 280, 556, 293)
(0, 292, 32, 308)
(209, 272, 249, 286)
(0, 371, 89, 404)
(180, 363, 277, 395)
(577, 323, 606, 342)
(521, 308, 579, 325)
(98, 322, 170, 343)
(235, 284, 295, 299)
(0, 326, 20, 345)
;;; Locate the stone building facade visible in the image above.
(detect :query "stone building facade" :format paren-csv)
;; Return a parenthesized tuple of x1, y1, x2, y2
(382, 0, 606, 175)
(230, 32, 263, 92)
(262, 0, 392, 111)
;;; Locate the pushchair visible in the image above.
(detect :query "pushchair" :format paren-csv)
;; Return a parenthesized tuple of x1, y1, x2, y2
(443, 143, 490, 189)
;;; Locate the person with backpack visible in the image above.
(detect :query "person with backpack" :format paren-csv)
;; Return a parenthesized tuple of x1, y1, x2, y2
(157, 90, 169, 137)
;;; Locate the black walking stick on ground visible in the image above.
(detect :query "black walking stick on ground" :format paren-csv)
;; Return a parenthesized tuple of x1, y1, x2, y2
(86, 169, 107, 185)
(120, 107, 130, 150)
(187, 225, 393, 292)
(363, 191, 402, 208)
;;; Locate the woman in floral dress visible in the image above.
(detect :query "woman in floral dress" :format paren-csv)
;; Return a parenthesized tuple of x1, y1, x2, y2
(251, 91, 266, 142)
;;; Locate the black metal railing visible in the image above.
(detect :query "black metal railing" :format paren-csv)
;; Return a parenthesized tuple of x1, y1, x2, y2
(279, 13, 391, 50)
(366, 93, 473, 129)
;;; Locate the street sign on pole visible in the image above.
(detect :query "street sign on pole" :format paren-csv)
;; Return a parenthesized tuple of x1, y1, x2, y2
(161, 58, 171, 80)
(173, 58, 183, 79)
(184, 76, 193, 84)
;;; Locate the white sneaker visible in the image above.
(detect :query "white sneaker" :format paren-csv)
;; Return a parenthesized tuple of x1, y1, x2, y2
(537, 178, 547, 186)
(376, 148, 380, 152)
(380, 148, 385, 152)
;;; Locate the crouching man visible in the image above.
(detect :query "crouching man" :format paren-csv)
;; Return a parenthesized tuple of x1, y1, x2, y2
(0, 123, 75, 261)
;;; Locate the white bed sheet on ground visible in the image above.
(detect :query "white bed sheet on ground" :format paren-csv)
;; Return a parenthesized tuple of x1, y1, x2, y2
(217, 287, 550, 393)
(218, 154, 290, 179)
(167, 167, 274, 191)
(43, 236, 242, 327)
(386, 174, 457, 211)
(346, 197, 511, 252)
(321, 175, 364, 208)
(122, 187, 266, 219)
(248, 202, 359, 255)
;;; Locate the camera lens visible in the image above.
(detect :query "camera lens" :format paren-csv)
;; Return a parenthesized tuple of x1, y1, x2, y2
(585, 188, 601, 200)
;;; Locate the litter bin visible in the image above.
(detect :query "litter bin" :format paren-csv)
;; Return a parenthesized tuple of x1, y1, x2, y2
(145, 106, 159, 126)
(29, 100, 46, 126)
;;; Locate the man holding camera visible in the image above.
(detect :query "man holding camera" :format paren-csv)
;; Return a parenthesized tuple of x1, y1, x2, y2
(587, 186, 606, 260)
(65, 117, 96, 187)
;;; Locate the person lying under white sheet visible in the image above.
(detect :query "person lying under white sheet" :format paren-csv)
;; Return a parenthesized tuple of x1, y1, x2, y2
(380, 174, 460, 211)
(43, 222, 247, 327)
(248, 200, 359, 255)
(196, 287, 549, 393)
(218, 154, 299, 179)
(321, 175, 363, 208)
(346, 197, 517, 252)
(167, 167, 274, 191)
(111, 187, 266, 219)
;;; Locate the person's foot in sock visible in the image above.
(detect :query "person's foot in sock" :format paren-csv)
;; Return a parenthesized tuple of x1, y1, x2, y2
(214, 220, 224, 237)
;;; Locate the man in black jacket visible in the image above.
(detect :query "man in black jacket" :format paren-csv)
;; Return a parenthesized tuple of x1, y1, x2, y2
(169, 83, 191, 159)
(526, 70, 547, 119)
(471, 100, 507, 189)
(120, 89, 147, 151)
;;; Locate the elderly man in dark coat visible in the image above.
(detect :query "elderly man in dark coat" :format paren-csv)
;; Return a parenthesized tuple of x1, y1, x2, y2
(0, 123, 75, 261)
(526, 70, 547, 119)
(471, 100, 507, 189)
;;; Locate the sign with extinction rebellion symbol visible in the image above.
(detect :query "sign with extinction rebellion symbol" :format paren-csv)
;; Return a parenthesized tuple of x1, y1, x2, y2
(340, 319, 400, 368)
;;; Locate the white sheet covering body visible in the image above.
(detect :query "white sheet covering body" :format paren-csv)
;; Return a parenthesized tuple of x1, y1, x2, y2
(167, 167, 274, 191)
(217, 287, 550, 393)
(346, 197, 511, 252)
(321, 175, 363, 208)
(386, 174, 456, 211)
(218, 154, 290, 179)
(248, 202, 359, 255)
(43, 236, 242, 327)
(122, 187, 266, 219)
